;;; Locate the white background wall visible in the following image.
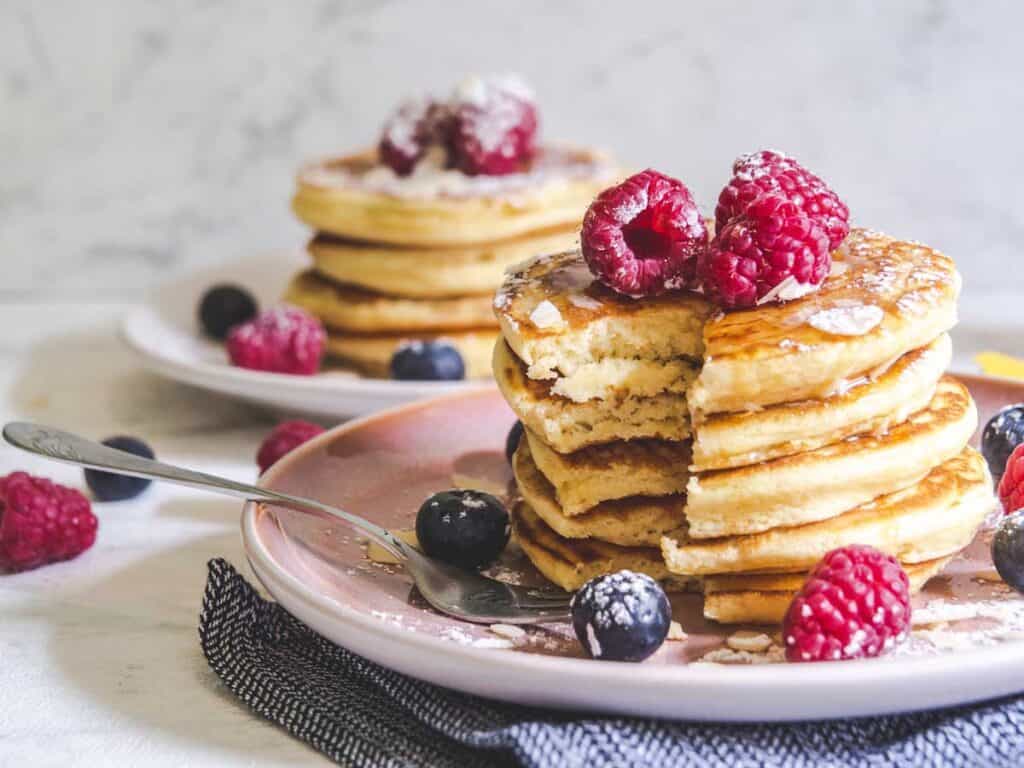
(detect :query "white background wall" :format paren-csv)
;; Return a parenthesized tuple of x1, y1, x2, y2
(2, 0, 1021, 314)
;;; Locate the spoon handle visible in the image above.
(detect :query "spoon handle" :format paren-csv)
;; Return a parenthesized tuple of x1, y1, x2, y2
(2, 422, 406, 559)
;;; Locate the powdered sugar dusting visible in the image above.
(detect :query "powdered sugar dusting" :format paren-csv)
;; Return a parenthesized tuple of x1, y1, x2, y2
(304, 146, 614, 200)
(529, 299, 564, 329)
(808, 304, 884, 336)
(567, 292, 603, 311)
(757, 275, 821, 305)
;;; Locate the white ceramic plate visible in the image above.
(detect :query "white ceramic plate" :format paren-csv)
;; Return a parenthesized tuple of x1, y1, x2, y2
(121, 253, 491, 420)
(240, 384, 1024, 722)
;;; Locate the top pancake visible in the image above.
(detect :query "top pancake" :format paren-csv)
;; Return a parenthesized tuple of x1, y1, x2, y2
(493, 229, 960, 416)
(692, 229, 960, 414)
(293, 146, 618, 246)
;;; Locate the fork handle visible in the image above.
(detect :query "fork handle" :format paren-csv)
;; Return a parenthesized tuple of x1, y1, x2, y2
(2, 422, 408, 560)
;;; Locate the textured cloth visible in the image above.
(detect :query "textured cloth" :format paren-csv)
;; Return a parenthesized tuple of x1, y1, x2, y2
(199, 559, 1024, 768)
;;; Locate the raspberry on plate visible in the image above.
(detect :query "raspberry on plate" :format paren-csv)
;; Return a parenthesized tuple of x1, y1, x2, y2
(0, 472, 98, 572)
(448, 75, 538, 176)
(998, 443, 1024, 513)
(700, 192, 830, 309)
(379, 98, 453, 176)
(581, 169, 708, 298)
(226, 306, 326, 375)
(782, 544, 911, 662)
(257, 420, 326, 474)
(717, 150, 850, 251)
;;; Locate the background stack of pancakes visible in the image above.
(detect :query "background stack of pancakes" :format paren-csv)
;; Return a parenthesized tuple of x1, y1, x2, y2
(495, 228, 995, 624)
(284, 149, 612, 378)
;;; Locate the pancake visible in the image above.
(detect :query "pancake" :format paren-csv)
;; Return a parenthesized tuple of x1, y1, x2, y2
(493, 249, 710, 386)
(691, 229, 961, 415)
(518, 338, 949, 508)
(293, 146, 617, 246)
(308, 227, 579, 299)
(493, 339, 691, 453)
(661, 447, 993, 576)
(513, 439, 686, 546)
(524, 428, 691, 516)
(514, 495, 958, 623)
(685, 376, 977, 538)
(692, 333, 951, 471)
(284, 270, 497, 333)
(326, 329, 498, 379)
(492, 230, 959, 415)
(511, 499, 696, 593)
(702, 557, 952, 625)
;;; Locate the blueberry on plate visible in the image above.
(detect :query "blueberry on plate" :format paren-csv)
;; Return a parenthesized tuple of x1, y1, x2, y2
(983, 404, 1024, 479)
(505, 420, 524, 465)
(415, 489, 509, 569)
(571, 570, 671, 662)
(198, 284, 258, 340)
(390, 341, 465, 381)
(84, 436, 155, 501)
(993, 510, 1024, 593)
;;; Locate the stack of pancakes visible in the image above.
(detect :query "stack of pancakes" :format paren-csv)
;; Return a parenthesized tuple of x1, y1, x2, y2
(494, 228, 995, 624)
(285, 148, 615, 378)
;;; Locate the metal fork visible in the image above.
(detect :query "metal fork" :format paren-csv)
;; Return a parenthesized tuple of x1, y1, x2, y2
(2, 422, 572, 625)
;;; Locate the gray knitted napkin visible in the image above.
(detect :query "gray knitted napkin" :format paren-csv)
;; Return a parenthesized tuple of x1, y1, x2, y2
(199, 559, 1024, 767)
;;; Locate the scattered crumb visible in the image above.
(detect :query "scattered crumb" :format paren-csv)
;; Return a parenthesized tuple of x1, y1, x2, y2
(726, 630, 773, 653)
(698, 643, 785, 665)
(442, 627, 474, 645)
(667, 621, 687, 641)
(472, 638, 516, 650)
(442, 626, 514, 649)
(490, 623, 527, 642)
(365, 529, 418, 565)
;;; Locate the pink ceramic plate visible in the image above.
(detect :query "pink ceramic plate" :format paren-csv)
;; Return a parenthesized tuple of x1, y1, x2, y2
(242, 375, 1024, 722)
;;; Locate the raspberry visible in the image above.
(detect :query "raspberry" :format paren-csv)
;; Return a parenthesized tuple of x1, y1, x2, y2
(448, 75, 538, 176)
(581, 169, 707, 298)
(699, 193, 830, 309)
(379, 98, 453, 176)
(716, 150, 850, 251)
(257, 420, 325, 474)
(782, 545, 911, 663)
(227, 306, 325, 376)
(998, 444, 1024, 513)
(0, 472, 98, 572)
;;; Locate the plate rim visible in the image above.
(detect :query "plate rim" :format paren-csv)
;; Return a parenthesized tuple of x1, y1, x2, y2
(240, 381, 1024, 722)
(120, 302, 492, 400)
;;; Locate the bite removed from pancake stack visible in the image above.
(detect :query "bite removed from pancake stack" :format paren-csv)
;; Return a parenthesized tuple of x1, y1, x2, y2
(495, 228, 994, 624)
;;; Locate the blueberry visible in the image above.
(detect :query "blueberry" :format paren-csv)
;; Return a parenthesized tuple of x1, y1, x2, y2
(415, 489, 509, 569)
(983, 404, 1024, 479)
(199, 284, 258, 340)
(85, 436, 155, 501)
(505, 420, 524, 465)
(571, 570, 671, 662)
(993, 510, 1024, 593)
(390, 341, 465, 381)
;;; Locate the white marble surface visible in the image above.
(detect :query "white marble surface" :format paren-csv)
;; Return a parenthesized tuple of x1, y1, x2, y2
(0, 305, 329, 766)
(2, 1, 1022, 313)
